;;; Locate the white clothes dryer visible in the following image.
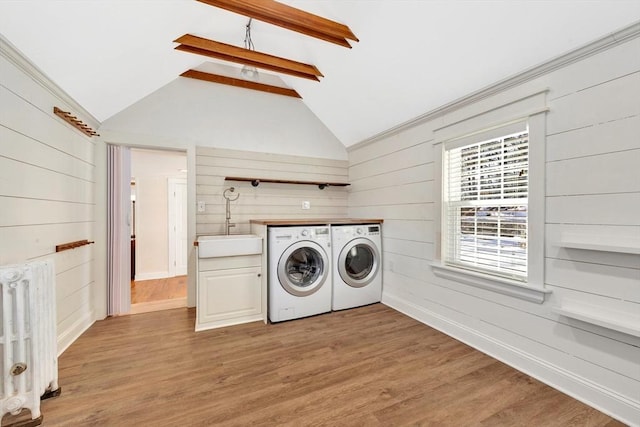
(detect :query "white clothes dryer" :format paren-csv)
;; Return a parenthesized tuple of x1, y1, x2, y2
(331, 224, 382, 311)
(268, 226, 332, 322)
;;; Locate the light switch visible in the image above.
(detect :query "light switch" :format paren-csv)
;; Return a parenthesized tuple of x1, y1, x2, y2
(197, 201, 206, 212)
(302, 201, 311, 210)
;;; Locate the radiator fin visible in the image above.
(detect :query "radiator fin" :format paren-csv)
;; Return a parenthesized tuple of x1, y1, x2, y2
(1, 260, 58, 421)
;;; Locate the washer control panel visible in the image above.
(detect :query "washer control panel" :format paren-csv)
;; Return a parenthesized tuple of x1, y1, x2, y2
(338, 225, 380, 237)
(315, 227, 330, 236)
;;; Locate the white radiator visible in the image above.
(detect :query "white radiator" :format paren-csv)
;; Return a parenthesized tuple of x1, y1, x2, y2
(1, 260, 59, 423)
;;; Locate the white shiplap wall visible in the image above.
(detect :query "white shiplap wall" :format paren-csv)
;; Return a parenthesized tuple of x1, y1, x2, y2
(196, 147, 349, 235)
(347, 26, 640, 424)
(99, 74, 348, 309)
(0, 37, 97, 354)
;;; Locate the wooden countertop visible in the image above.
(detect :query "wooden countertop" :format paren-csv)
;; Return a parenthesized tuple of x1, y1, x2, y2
(250, 218, 383, 226)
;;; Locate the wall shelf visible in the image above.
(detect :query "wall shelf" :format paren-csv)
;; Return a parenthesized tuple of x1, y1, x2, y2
(552, 304, 640, 338)
(559, 232, 640, 255)
(225, 176, 350, 190)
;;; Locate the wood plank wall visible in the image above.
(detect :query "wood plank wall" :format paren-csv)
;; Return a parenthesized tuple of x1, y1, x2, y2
(347, 32, 640, 423)
(196, 147, 348, 235)
(0, 40, 97, 354)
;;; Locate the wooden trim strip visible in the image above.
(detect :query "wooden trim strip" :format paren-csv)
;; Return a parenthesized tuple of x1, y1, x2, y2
(174, 34, 322, 81)
(53, 107, 100, 137)
(55, 239, 95, 253)
(180, 69, 302, 98)
(196, 0, 358, 47)
(249, 218, 383, 225)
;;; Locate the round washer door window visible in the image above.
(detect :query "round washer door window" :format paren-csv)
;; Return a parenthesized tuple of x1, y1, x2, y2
(338, 238, 380, 288)
(277, 241, 329, 297)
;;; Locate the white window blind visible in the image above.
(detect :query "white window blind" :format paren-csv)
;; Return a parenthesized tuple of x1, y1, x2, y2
(444, 129, 529, 281)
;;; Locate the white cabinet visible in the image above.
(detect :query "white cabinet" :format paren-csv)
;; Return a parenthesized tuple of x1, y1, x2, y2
(196, 254, 263, 332)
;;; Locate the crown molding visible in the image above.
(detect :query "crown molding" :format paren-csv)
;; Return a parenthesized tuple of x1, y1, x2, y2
(0, 34, 100, 129)
(348, 21, 640, 152)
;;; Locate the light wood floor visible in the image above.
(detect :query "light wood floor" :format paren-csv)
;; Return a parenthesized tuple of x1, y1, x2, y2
(130, 275, 187, 314)
(4, 304, 623, 426)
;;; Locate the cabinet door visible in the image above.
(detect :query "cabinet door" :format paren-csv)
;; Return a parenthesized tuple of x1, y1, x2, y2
(198, 266, 262, 327)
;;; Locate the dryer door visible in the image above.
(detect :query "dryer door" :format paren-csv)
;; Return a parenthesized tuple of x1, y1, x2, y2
(277, 241, 329, 297)
(338, 238, 380, 288)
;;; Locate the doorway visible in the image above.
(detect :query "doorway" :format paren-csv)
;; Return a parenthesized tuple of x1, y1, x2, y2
(128, 148, 188, 314)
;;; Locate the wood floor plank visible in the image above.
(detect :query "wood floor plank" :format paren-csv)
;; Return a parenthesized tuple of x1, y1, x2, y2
(2, 304, 624, 427)
(131, 275, 187, 304)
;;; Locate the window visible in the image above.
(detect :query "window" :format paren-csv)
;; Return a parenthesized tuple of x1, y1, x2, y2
(443, 128, 529, 282)
(432, 91, 548, 303)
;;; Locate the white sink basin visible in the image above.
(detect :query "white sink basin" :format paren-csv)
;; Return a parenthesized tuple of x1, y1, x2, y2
(197, 235, 262, 258)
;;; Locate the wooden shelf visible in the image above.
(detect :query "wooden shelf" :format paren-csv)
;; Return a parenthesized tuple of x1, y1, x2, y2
(53, 107, 99, 137)
(225, 176, 349, 190)
(250, 218, 383, 226)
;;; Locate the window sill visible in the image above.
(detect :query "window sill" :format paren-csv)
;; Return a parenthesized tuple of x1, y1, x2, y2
(431, 263, 551, 304)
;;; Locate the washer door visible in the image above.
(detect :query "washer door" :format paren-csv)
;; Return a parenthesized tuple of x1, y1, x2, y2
(277, 241, 329, 297)
(338, 238, 380, 288)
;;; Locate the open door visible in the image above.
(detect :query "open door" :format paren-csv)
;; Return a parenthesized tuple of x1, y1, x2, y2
(106, 144, 131, 316)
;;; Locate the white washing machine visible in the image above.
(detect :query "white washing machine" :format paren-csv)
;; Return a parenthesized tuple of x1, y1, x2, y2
(331, 224, 382, 311)
(268, 226, 332, 322)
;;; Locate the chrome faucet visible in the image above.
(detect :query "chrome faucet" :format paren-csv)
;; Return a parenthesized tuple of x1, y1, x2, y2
(223, 187, 240, 235)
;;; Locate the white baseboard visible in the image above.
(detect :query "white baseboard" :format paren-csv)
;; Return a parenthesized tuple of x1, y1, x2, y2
(134, 271, 170, 281)
(57, 309, 95, 356)
(382, 292, 640, 427)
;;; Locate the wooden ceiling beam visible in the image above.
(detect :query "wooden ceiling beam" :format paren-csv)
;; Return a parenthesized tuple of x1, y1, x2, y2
(180, 69, 302, 98)
(174, 45, 318, 81)
(174, 34, 322, 81)
(196, 0, 358, 48)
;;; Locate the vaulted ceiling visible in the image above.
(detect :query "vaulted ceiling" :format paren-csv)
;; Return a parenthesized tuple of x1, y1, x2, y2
(1, 1, 639, 146)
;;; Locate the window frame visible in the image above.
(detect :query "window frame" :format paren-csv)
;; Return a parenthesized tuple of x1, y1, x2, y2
(433, 111, 549, 304)
(443, 126, 530, 281)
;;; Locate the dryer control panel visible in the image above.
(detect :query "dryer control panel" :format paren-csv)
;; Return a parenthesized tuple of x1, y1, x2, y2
(354, 225, 380, 236)
(366, 225, 380, 235)
(338, 225, 381, 237)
